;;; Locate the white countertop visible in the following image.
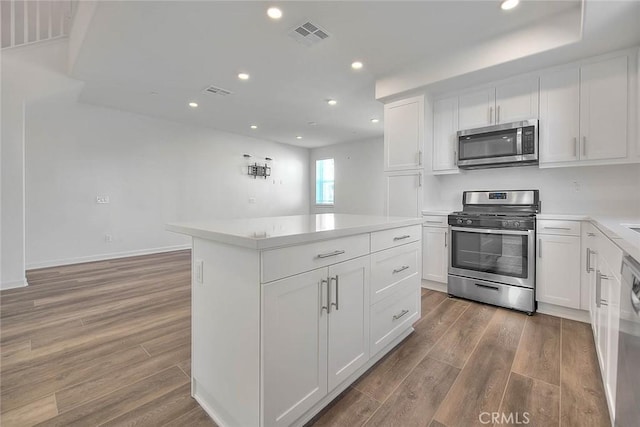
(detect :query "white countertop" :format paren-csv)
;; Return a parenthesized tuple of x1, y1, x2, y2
(421, 210, 453, 216)
(167, 214, 423, 250)
(537, 213, 640, 263)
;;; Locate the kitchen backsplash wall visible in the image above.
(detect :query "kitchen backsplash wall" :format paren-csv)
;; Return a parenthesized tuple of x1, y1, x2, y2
(425, 163, 640, 215)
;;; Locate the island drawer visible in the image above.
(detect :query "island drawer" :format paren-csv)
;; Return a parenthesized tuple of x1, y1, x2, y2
(371, 224, 421, 253)
(370, 241, 420, 304)
(261, 234, 370, 283)
(537, 220, 581, 236)
(370, 279, 419, 356)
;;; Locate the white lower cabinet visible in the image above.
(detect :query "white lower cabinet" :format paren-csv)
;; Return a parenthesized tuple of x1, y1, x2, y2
(588, 231, 623, 424)
(263, 257, 370, 426)
(263, 268, 329, 427)
(536, 221, 581, 309)
(422, 225, 448, 283)
(384, 171, 422, 217)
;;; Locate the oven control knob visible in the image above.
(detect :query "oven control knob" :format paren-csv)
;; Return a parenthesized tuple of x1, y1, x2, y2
(502, 221, 509, 227)
(466, 219, 472, 225)
(457, 219, 463, 224)
(514, 221, 520, 228)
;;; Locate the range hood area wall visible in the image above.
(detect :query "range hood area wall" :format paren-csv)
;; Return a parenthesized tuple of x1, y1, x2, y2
(424, 163, 640, 215)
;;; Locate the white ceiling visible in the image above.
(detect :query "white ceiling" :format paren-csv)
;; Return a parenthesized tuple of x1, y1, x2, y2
(70, 1, 583, 148)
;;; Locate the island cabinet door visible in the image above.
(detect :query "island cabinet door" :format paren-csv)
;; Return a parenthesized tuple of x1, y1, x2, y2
(327, 256, 370, 391)
(262, 268, 328, 427)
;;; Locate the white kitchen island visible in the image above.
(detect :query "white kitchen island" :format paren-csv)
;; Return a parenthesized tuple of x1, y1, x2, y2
(167, 214, 423, 427)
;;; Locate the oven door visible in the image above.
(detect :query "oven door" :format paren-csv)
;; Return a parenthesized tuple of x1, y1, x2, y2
(449, 226, 535, 288)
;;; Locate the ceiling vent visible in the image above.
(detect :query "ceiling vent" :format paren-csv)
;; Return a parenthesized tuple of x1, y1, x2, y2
(289, 21, 330, 47)
(203, 85, 233, 96)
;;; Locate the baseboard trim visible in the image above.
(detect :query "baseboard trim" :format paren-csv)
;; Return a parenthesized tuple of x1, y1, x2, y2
(26, 244, 192, 270)
(0, 278, 29, 291)
(421, 279, 447, 293)
(537, 302, 590, 323)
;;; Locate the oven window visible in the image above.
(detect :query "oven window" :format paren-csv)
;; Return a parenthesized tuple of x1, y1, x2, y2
(451, 230, 528, 278)
(459, 129, 518, 160)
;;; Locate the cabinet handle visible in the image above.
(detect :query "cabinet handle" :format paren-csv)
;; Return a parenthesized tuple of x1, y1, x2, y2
(424, 221, 442, 224)
(393, 265, 410, 274)
(393, 309, 410, 321)
(394, 234, 411, 241)
(596, 271, 602, 308)
(454, 150, 457, 166)
(497, 105, 500, 123)
(586, 248, 592, 273)
(317, 250, 345, 259)
(582, 136, 587, 157)
(418, 172, 423, 188)
(587, 232, 596, 237)
(574, 137, 578, 157)
(320, 279, 329, 314)
(445, 231, 448, 247)
(330, 275, 339, 311)
(543, 227, 571, 230)
(538, 238, 542, 258)
(489, 106, 493, 124)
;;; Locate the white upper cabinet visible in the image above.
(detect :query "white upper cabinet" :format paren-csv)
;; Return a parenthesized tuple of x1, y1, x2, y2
(384, 96, 424, 171)
(539, 54, 631, 166)
(458, 88, 495, 130)
(495, 76, 539, 124)
(540, 67, 581, 163)
(457, 76, 539, 131)
(432, 96, 459, 172)
(580, 55, 628, 161)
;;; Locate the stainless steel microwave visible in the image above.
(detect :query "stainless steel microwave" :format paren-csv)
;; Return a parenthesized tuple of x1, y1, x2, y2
(457, 119, 538, 169)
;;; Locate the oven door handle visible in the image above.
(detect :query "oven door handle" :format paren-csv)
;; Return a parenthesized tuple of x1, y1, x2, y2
(450, 226, 531, 236)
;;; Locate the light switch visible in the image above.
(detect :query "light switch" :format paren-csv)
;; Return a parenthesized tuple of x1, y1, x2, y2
(96, 196, 110, 204)
(194, 259, 204, 284)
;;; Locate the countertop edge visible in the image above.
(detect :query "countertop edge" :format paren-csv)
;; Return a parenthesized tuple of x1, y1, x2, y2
(166, 217, 424, 251)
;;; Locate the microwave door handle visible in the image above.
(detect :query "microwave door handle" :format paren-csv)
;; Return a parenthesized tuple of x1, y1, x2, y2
(516, 127, 523, 155)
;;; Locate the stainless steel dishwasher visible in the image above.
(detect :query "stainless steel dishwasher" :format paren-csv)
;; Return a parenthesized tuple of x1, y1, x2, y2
(616, 256, 640, 426)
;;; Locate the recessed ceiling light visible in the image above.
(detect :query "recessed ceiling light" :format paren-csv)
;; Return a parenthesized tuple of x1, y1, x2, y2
(189, 102, 198, 108)
(296, 136, 303, 139)
(371, 118, 379, 123)
(351, 61, 363, 70)
(238, 73, 250, 80)
(327, 99, 337, 106)
(267, 7, 282, 19)
(501, 0, 519, 10)
(308, 121, 318, 126)
(250, 125, 258, 129)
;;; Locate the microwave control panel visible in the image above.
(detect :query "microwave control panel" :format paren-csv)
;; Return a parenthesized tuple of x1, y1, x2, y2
(522, 126, 536, 154)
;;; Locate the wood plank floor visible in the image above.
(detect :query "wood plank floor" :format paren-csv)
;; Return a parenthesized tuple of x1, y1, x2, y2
(1, 251, 609, 426)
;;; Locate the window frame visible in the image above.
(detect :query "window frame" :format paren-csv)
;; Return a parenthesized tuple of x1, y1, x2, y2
(314, 158, 335, 207)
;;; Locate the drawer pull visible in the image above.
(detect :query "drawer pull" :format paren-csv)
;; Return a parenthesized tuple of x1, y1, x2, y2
(393, 235, 411, 241)
(317, 250, 345, 259)
(392, 265, 410, 274)
(587, 232, 596, 237)
(424, 220, 443, 224)
(393, 309, 410, 320)
(543, 227, 571, 230)
(475, 283, 500, 291)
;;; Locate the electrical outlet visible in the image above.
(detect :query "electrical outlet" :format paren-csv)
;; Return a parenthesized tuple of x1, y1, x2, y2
(104, 234, 113, 243)
(96, 196, 110, 204)
(572, 181, 581, 192)
(194, 259, 204, 284)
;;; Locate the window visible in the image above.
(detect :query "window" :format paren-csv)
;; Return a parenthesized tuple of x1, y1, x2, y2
(315, 158, 334, 206)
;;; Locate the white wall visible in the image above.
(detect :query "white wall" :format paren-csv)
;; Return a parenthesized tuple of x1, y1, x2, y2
(3, 39, 309, 280)
(423, 164, 640, 216)
(1, 40, 83, 288)
(309, 138, 384, 216)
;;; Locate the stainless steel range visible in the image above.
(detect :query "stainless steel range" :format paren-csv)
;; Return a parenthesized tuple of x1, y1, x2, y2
(447, 190, 540, 314)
